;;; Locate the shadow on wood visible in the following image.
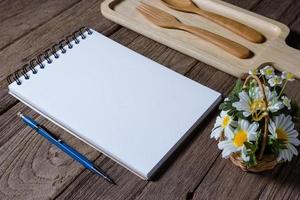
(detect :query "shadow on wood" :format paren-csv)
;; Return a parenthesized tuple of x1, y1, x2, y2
(286, 30, 300, 50)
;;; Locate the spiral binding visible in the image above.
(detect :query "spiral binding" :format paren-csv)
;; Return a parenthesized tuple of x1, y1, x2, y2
(7, 27, 93, 85)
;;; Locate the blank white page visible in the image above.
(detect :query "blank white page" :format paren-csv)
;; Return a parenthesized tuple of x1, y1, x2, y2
(9, 29, 221, 179)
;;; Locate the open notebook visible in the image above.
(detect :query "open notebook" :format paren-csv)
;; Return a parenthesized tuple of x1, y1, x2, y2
(8, 28, 221, 180)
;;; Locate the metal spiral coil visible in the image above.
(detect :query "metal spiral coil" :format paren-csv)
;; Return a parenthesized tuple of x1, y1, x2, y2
(7, 27, 93, 85)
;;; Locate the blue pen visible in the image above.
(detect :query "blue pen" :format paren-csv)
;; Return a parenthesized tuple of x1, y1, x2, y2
(18, 112, 115, 184)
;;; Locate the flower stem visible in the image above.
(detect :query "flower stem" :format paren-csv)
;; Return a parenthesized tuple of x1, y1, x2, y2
(279, 80, 287, 97)
(262, 75, 266, 85)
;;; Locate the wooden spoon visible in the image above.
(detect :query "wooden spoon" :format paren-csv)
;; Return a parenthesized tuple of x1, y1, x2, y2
(137, 3, 253, 59)
(162, 0, 266, 43)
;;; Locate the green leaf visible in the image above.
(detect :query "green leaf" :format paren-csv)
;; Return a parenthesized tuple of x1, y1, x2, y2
(231, 79, 243, 95)
(269, 137, 288, 156)
(244, 142, 256, 151)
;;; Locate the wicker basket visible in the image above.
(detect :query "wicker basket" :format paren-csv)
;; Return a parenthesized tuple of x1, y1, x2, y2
(230, 153, 278, 172)
(223, 71, 279, 172)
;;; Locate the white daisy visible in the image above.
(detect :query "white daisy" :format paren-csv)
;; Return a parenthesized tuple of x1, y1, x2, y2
(233, 87, 283, 117)
(260, 65, 275, 79)
(268, 114, 300, 162)
(233, 91, 252, 117)
(281, 96, 291, 110)
(264, 87, 283, 112)
(281, 71, 295, 82)
(268, 75, 282, 87)
(218, 119, 259, 161)
(233, 90, 266, 117)
(211, 111, 235, 140)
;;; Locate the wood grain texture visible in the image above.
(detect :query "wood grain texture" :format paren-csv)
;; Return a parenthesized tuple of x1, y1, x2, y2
(0, 0, 300, 199)
(161, 0, 266, 43)
(0, 0, 120, 84)
(192, 80, 300, 200)
(191, 0, 300, 199)
(137, 3, 254, 59)
(258, 155, 300, 200)
(0, 88, 17, 115)
(0, 0, 120, 199)
(0, 0, 84, 115)
(10, 0, 259, 199)
(253, 0, 296, 20)
(0, 0, 79, 50)
(0, 103, 100, 199)
(101, 0, 300, 78)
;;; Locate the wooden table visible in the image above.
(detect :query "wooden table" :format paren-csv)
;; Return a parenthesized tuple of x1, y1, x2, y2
(0, 0, 299, 199)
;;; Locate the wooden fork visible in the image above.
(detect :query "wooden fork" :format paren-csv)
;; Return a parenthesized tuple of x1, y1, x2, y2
(137, 3, 253, 59)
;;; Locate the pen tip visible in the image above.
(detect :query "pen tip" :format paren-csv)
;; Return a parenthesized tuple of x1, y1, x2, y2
(92, 166, 116, 185)
(107, 177, 116, 185)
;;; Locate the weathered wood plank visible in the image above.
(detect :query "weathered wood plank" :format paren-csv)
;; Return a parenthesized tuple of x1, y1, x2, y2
(278, 0, 300, 26)
(191, 89, 300, 197)
(0, 103, 100, 199)
(0, 106, 146, 200)
(192, 80, 300, 200)
(253, 0, 296, 20)
(0, 0, 123, 199)
(222, 0, 261, 9)
(0, 0, 80, 50)
(3, 0, 191, 199)
(285, 2, 300, 51)
(0, 25, 197, 199)
(0, 0, 86, 115)
(1, 0, 299, 199)
(255, 8, 300, 199)
(0, 88, 17, 115)
(0, 0, 120, 84)
(55, 157, 148, 200)
(192, 0, 300, 199)
(258, 154, 300, 200)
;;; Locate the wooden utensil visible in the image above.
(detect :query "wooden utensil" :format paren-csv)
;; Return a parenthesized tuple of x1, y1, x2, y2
(137, 3, 253, 59)
(101, 0, 300, 78)
(162, 0, 265, 44)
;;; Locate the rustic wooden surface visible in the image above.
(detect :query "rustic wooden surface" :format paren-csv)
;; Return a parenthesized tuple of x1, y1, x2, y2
(0, 0, 299, 199)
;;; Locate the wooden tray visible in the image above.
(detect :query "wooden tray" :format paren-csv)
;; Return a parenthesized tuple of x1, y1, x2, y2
(101, 0, 300, 79)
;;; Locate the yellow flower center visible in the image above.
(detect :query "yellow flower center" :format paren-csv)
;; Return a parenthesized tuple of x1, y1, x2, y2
(222, 115, 230, 128)
(276, 128, 288, 142)
(233, 129, 248, 147)
(287, 73, 294, 80)
(250, 99, 265, 112)
(266, 69, 273, 75)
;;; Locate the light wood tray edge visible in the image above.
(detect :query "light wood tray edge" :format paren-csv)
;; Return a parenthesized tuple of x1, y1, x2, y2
(101, 0, 300, 79)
